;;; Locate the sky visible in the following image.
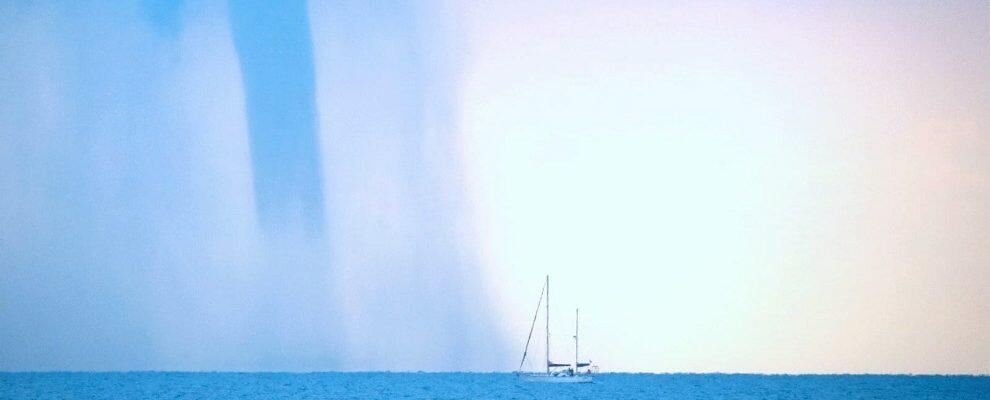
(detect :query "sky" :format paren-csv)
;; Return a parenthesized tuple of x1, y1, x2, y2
(1, 1, 988, 374)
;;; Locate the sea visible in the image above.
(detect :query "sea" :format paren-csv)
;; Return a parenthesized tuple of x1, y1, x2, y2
(1, 372, 987, 399)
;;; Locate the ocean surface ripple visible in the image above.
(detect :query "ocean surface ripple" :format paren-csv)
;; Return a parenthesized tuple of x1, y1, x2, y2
(1, 372, 988, 399)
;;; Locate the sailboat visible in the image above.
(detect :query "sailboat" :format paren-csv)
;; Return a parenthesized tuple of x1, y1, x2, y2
(517, 275, 597, 383)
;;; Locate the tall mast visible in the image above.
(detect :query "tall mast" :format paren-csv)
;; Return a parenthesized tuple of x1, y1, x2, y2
(574, 308, 579, 371)
(518, 281, 546, 372)
(545, 275, 550, 375)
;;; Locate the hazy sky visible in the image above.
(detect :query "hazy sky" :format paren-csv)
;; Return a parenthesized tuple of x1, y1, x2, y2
(459, 1, 989, 374)
(1, 1, 988, 374)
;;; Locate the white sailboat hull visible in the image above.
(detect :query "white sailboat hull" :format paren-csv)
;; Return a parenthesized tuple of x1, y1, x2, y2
(518, 373, 593, 383)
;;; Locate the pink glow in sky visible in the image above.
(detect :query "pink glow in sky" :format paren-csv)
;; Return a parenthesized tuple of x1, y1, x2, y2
(457, 1, 989, 374)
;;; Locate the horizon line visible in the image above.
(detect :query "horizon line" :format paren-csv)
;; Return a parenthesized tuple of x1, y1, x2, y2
(1, 370, 987, 377)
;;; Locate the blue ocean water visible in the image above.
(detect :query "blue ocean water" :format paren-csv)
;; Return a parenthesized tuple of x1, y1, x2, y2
(1, 372, 987, 399)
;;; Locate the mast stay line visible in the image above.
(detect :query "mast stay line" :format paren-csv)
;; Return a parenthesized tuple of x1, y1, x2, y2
(518, 280, 546, 372)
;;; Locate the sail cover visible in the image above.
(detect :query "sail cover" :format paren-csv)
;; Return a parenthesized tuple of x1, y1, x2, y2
(548, 361, 592, 367)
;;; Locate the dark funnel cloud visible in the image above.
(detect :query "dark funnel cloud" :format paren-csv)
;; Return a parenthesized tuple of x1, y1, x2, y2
(228, 0, 326, 235)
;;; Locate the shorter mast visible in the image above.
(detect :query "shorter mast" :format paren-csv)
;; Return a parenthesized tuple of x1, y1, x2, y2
(574, 308, 579, 371)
